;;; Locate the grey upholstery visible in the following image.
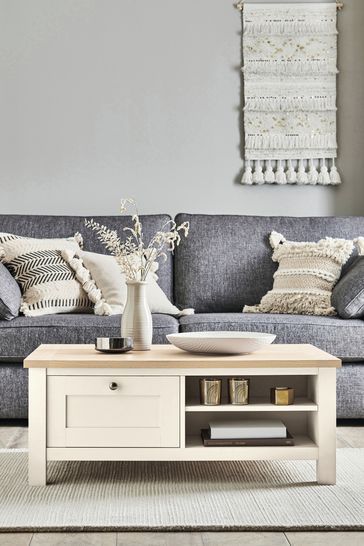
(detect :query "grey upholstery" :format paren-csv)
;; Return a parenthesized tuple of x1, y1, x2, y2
(0, 214, 173, 300)
(332, 257, 364, 319)
(337, 365, 364, 419)
(0, 313, 178, 361)
(179, 313, 364, 361)
(0, 263, 21, 320)
(174, 214, 364, 312)
(0, 365, 28, 419)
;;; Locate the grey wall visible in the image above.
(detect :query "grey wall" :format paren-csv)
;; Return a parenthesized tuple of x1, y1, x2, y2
(0, 0, 363, 217)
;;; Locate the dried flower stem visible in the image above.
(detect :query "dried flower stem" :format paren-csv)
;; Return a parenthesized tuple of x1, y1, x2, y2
(85, 199, 189, 282)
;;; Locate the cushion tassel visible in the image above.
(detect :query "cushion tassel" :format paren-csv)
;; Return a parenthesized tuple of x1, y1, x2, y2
(308, 159, 319, 185)
(241, 160, 253, 185)
(286, 159, 297, 184)
(269, 231, 286, 249)
(275, 160, 287, 184)
(252, 160, 264, 185)
(317, 159, 331, 185)
(330, 159, 341, 185)
(297, 159, 308, 184)
(264, 160, 275, 183)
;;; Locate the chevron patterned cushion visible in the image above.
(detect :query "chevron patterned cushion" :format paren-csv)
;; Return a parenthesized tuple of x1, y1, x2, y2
(0, 232, 93, 317)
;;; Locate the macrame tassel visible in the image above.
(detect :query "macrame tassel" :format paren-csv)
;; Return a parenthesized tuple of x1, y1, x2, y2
(297, 159, 308, 184)
(286, 160, 297, 184)
(264, 160, 275, 184)
(275, 160, 287, 184)
(317, 159, 331, 185)
(241, 160, 253, 185)
(330, 159, 341, 185)
(252, 160, 265, 185)
(308, 159, 319, 185)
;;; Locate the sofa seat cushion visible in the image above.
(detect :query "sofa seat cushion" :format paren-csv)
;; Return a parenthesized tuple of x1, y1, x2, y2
(179, 313, 364, 361)
(0, 314, 178, 361)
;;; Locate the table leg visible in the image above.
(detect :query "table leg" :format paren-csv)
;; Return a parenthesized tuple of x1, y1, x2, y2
(315, 368, 336, 485)
(28, 368, 47, 486)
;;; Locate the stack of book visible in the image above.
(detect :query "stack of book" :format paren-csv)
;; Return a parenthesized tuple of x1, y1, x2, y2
(201, 419, 294, 446)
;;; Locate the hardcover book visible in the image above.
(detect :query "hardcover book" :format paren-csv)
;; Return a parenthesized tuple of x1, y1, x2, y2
(201, 429, 294, 447)
(209, 419, 287, 440)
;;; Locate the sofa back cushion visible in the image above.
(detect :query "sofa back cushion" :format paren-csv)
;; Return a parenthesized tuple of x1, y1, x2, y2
(0, 215, 173, 301)
(174, 214, 364, 313)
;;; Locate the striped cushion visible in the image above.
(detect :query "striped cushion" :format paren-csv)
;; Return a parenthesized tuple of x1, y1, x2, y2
(243, 231, 354, 316)
(0, 233, 93, 317)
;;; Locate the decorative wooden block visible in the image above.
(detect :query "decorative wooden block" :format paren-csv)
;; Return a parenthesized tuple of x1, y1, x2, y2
(270, 387, 295, 405)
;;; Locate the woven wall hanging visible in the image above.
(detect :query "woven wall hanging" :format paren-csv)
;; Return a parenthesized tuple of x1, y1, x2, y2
(239, 2, 340, 185)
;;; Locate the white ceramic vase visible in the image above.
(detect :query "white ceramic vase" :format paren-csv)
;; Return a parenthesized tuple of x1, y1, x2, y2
(121, 281, 152, 351)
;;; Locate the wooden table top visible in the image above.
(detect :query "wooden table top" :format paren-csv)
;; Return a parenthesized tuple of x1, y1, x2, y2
(24, 343, 341, 369)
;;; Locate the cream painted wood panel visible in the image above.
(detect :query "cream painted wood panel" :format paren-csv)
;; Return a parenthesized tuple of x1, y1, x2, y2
(28, 369, 47, 486)
(47, 435, 318, 462)
(47, 376, 180, 448)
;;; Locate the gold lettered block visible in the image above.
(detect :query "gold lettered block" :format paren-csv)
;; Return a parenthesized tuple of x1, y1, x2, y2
(270, 387, 295, 405)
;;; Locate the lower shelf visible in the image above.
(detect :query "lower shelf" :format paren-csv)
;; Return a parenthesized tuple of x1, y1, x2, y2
(47, 435, 318, 462)
(183, 434, 318, 460)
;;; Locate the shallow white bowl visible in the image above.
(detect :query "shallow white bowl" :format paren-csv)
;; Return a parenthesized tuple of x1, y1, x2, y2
(166, 331, 276, 355)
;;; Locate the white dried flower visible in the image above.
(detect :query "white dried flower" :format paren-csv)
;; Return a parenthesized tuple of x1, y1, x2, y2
(85, 200, 189, 282)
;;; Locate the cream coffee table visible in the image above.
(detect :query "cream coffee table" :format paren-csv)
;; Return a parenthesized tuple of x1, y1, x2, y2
(24, 343, 340, 486)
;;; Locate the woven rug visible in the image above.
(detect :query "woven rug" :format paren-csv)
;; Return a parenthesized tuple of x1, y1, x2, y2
(0, 449, 363, 531)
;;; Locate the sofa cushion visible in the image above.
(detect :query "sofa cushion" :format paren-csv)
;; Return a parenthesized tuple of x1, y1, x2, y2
(179, 312, 364, 361)
(0, 215, 173, 301)
(62, 249, 189, 317)
(243, 231, 353, 317)
(0, 313, 178, 361)
(0, 263, 21, 320)
(0, 232, 93, 317)
(332, 257, 364, 319)
(174, 214, 364, 312)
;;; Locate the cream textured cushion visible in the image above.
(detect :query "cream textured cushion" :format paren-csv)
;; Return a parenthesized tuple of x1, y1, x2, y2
(243, 231, 354, 317)
(62, 250, 194, 317)
(0, 233, 93, 317)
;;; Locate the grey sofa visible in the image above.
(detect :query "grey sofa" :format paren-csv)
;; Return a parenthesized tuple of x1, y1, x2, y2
(0, 214, 363, 419)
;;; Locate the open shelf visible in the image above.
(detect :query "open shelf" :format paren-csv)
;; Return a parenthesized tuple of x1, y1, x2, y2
(185, 397, 317, 412)
(184, 434, 318, 460)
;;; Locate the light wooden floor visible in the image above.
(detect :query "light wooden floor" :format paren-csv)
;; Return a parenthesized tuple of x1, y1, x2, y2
(0, 424, 363, 546)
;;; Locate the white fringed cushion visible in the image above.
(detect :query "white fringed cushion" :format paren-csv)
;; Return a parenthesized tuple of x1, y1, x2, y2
(243, 231, 354, 317)
(0, 233, 93, 317)
(62, 250, 194, 317)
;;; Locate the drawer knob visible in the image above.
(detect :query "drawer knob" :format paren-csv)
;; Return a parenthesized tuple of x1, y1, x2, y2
(109, 382, 118, 391)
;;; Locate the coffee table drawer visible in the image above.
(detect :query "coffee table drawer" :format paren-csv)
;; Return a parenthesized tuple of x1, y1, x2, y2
(47, 376, 180, 448)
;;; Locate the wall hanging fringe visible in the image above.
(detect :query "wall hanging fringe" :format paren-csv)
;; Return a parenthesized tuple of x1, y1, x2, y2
(239, 2, 341, 186)
(242, 159, 341, 186)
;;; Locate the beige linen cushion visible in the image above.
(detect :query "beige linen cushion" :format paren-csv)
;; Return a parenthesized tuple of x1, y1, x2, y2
(62, 249, 194, 317)
(243, 231, 354, 316)
(0, 233, 92, 317)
